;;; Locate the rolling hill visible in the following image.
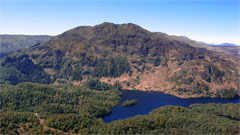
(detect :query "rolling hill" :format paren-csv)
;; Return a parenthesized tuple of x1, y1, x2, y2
(0, 22, 239, 98)
(0, 35, 52, 57)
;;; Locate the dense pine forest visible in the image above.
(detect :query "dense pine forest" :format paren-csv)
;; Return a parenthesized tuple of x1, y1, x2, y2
(0, 82, 239, 134)
(0, 82, 121, 134)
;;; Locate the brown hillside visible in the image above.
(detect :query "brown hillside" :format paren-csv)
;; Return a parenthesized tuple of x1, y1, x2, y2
(1, 22, 239, 98)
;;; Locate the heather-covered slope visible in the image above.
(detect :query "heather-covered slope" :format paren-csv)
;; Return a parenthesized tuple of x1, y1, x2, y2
(0, 22, 239, 98)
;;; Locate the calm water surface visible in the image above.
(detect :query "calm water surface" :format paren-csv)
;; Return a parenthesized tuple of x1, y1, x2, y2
(102, 90, 240, 123)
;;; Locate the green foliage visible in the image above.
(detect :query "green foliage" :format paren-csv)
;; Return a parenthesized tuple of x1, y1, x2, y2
(190, 103, 240, 120)
(175, 82, 209, 95)
(191, 82, 209, 94)
(181, 53, 194, 61)
(122, 99, 139, 106)
(1, 82, 239, 134)
(92, 57, 130, 78)
(176, 88, 189, 93)
(84, 78, 114, 90)
(141, 64, 145, 73)
(0, 54, 51, 85)
(0, 82, 121, 134)
(0, 82, 61, 113)
(0, 111, 40, 134)
(72, 70, 82, 81)
(216, 88, 239, 99)
(46, 114, 103, 133)
(201, 64, 225, 84)
(87, 104, 240, 134)
(128, 70, 133, 76)
(153, 56, 161, 66)
(113, 81, 122, 90)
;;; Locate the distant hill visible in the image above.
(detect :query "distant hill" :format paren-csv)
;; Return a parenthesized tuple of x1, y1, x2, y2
(0, 35, 52, 57)
(199, 42, 238, 47)
(156, 34, 240, 58)
(179, 36, 190, 40)
(0, 22, 239, 98)
(178, 36, 239, 47)
(218, 43, 238, 46)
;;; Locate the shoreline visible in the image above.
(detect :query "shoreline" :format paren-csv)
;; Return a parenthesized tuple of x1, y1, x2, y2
(121, 88, 240, 100)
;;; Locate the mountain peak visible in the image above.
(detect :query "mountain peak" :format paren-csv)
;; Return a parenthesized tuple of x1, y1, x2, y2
(95, 22, 141, 28)
(93, 22, 147, 32)
(1, 22, 239, 99)
(96, 22, 118, 27)
(56, 22, 152, 42)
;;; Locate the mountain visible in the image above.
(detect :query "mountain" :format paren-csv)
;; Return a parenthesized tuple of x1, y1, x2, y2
(0, 22, 239, 98)
(178, 36, 239, 47)
(217, 43, 238, 46)
(155, 33, 240, 58)
(179, 36, 190, 40)
(199, 42, 239, 47)
(0, 35, 52, 58)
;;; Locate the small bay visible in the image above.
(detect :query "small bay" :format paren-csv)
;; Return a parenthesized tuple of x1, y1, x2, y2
(102, 90, 240, 123)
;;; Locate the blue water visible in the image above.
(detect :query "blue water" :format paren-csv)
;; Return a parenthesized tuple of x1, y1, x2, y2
(102, 90, 240, 123)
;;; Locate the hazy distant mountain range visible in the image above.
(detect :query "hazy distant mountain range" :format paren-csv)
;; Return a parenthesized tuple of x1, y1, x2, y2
(200, 42, 239, 47)
(180, 36, 239, 47)
(0, 35, 52, 57)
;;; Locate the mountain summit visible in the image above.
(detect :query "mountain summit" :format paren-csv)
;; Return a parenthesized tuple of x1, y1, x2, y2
(1, 22, 239, 98)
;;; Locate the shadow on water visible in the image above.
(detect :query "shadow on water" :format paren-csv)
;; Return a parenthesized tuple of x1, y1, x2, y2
(102, 90, 240, 123)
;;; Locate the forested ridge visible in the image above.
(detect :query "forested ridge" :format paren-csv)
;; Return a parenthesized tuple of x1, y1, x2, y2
(87, 104, 240, 134)
(0, 82, 240, 134)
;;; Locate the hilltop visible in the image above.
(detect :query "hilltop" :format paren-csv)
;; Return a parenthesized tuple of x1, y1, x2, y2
(0, 22, 239, 98)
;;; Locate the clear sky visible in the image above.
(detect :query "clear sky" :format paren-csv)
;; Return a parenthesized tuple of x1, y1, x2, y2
(0, 0, 239, 45)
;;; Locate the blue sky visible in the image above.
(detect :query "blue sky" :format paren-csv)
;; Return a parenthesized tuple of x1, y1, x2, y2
(0, 0, 239, 44)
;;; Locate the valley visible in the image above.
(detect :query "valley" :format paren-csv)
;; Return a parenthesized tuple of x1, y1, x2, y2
(0, 22, 239, 134)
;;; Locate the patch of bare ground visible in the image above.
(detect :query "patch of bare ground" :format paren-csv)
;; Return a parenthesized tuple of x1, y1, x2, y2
(134, 65, 170, 91)
(17, 126, 24, 134)
(44, 68, 56, 75)
(39, 118, 44, 125)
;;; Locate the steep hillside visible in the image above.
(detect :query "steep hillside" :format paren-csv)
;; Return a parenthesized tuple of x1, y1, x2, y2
(0, 35, 52, 57)
(0, 22, 239, 98)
